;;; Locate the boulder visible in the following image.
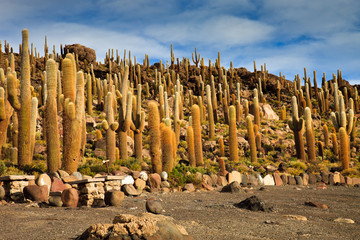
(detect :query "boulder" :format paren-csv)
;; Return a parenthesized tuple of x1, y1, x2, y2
(48, 192, 63, 207)
(134, 179, 146, 191)
(63, 44, 96, 63)
(50, 178, 67, 192)
(300, 173, 309, 185)
(0, 186, 5, 200)
(295, 176, 303, 185)
(288, 176, 296, 185)
(104, 190, 124, 207)
(221, 181, 241, 193)
(146, 198, 164, 214)
(122, 184, 141, 196)
(23, 185, 48, 202)
(122, 175, 134, 185)
(234, 195, 273, 212)
(273, 173, 283, 186)
(61, 188, 79, 208)
(160, 171, 168, 181)
(183, 183, 195, 192)
(308, 173, 317, 185)
(139, 171, 148, 181)
(261, 104, 279, 120)
(263, 174, 275, 186)
(78, 213, 193, 239)
(148, 173, 162, 189)
(36, 174, 51, 191)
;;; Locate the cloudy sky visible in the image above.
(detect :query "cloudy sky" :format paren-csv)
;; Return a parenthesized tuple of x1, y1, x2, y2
(1, 0, 360, 84)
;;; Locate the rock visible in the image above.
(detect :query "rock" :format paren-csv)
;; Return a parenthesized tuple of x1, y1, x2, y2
(139, 171, 148, 181)
(295, 176, 303, 185)
(333, 172, 341, 184)
(23, 185, 48, 202)
(202, 182, 214, 191)
(104, 190, 124, 207)
(160, 171, 168, 181)
(92, 199, 106, 208)
(261, 104, 279, 120)
(78, 213, 193, 239)
(48, 193, 63, 207)
(36, 174, 51, 191)
(122, 184, 141, 196)
(64, 183, 72, 189)
(288, 176, 296, 185)
(217, 176, 228, 186)
(334, 218, 355, 224)
(203, 174, 215, 186)
(248, 175, 258, 186)
(235, 195, 273, 212)
(241, 174, 248, 186)
(237, 136, 250, 149)
(280, 174, 288, 185)
(146, 198, 164, 214)
(300, 173, 309, 185)
(284, 215, 307, 221)
(148, 173, 162, 189)
(61, 188, 79, 208)
(203, 141, 217, 151)
(62, 176, 78, 183)
(305, 201, 328, 209)
(57, 170, 69, 179)
(352, 177, 360, 185)
(134, 178, 146, 191)
(50, 178, 67, 192)
(130, 171, 140, 180)
(339, 174, 345, 184)
(308, 173, 317, 185)
(228, 171, 242, 184)
(160, 181, 170, 188)
(111, 170, 125, 176)
(263, 174, 275, 186)
(345, 177, 353, 185)
(48, 171, 61, 180)
(63, 44, 96, 63)
(255, 173, 264, 185)
(266, 164, 277, 173)
(317, 182, 327, 189)
(315, 174, 322, 182)
(321, 171, 329, 184)
(71, 172, 83, 180)
(0, 186, 5, 200)
(183, 183, 195, 192)
(273, 173, 283, 186)
(221, 181, 241, 193)
(121, 175, 134, 185)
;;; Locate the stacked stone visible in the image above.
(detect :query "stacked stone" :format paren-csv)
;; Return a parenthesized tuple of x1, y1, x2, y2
(0, 175, 35, 202)
(70, 178, 106, 207)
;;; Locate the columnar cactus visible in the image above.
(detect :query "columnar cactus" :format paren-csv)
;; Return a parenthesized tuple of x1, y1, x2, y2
(218, 137, 225, 157)
(206, 85, 215, 139)
(280, 105, 286, 121)
(339, 127, 349, 170)
(228, 105, 238, 162)
(331, 94, 354, 135)
(191, 104, 203, 166)
(132, 84, 145, 161)
(30, 97, 38, 157)
(288, 96, 305, 161)
(148, 100, 161, 173)
(86, 72, 93, 115)
(102, 92, 119, 163)
(304, 107, 316, 162)
(192, 47, 200, 67)
(45, 59, 60, 172)
(160, 123, 174, 173)
(186, 125, 196, 167)
(253, 89, 260, 128)
(246, 115, 257, 163)
(211, 76, 218, 122)
(323, 124, 329, 148)
(7, 29, 32, 167)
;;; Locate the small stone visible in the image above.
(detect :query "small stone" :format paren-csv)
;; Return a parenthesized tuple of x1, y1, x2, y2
(235, 195, 273, 212)
(160, 181, 170, 188)
(121, 175, 135, 185)
(345, 177, 353, 185)
(105, 190, 124, 207)
(317, 182, 327, 189)
(23, 185, 48, 202)
(160, 171, 168, 181)
(352, 178, 360, 185)
(217, 176, 228, 186)
(300, 173, 309, 186)
(146, 198, 164, 214)
(48, 171, 61, 180)
(130, 171, 140, 180)
(50, 178, 67, 192)
(284, 215, 307, 221)
(339, 174, 345, 184)
(203, 174, 215, 186)
(305, 201, 328, 209)
(263, 174, 275, 186)
(333, 172, 341, 184)
(280, 174, 288, 185)
(57, 170, 69, 179)
(295, 176, 303, 185)
(308, 173, 317, 185)
(135, 178, 146, 191)
(328, 173, 335, 185)
(122, 184, 141, 196)
(92, 199, 106, 208)
(255, 173, 264, 185)
(231, 171, 242, 184)
(321, 171, 329, 184)
(247, 175, 258, 186)
(0, 186, 5, 200)
(148, 173, 161, 189)
(288, 176, 296, 185)
(334, 218, 355, 224)
(221, 181, 241, 193)
(71, 172, 83, 180)
(36, 173, 51, 191)
(241, 174, 248, 186)
(62, 176, 78, 183)
(111, 170, 125, 176)
(48, 195, 63, 207)
(61, 188, 79, 208)
(273, 173, 283, 186)
(139, 171, 148, 181)
(64, 184, 72, 189)
(183, 183, 195, 192)
(202, 182, 214, 191)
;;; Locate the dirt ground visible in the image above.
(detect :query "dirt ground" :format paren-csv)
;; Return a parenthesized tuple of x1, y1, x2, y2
(0, 185, 359, 240)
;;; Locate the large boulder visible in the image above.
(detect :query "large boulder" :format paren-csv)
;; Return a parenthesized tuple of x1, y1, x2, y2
(63, 44, 96, 63)
(77, 213, 193, 239)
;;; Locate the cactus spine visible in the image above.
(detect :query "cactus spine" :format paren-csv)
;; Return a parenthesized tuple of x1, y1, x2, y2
(246, 115, 257, 163)
(191, 104, 203, 166)
(305, 107, 316, 162)
(288, 96, 305, 161)
(45, 59, 60, 172)
(228, 105, 238, 162)
(148, 100, 161, 173)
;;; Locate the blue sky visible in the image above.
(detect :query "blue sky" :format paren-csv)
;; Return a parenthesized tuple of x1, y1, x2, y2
(1, 0, 360, 84)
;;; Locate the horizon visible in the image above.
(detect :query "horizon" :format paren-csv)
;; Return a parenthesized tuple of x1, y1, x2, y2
(1, 0, 359, 84)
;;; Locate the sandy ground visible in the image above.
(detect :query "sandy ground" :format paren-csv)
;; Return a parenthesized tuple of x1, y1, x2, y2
(0, 185, 359, 240)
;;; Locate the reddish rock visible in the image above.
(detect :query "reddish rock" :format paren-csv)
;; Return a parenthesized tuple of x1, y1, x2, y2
(305, 201, 328, 209)
(131, 171, 140, 180)
(273, 173, 283, 186)
(352, 178, 360, 185)
(61, 188, 79, 207)
(217, 176, 228, 186)
(111, 170, 126, 176)
(148, 173, 162, 189)
(23, 185, 48, 202)
(183, 183, 195, 192)
(134, 179, 146, 191)
(50, 178, 67, 192)
(122, 184, 141, 196)
(203, 174, 215, 186)
(317, 182, 327, 189)
(202, 182, 214, 191)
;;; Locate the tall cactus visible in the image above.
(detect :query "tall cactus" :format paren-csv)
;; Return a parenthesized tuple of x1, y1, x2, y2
(191, 104, 203, 166)
(30, 97, 38, 157)
(288, 96, 305, 161)
(7, 29, 32, 166)
(206, 85, 215, 139)
(45, 59, 60, 172)
(148, 100, 161, 173)
(304, 107, 316, 162)
(253, 89, 260, 128)
(339, 127, 349, 170)
(102, 92, 119, 163)
(160, 123, 174, 173)
(246, 115, 257, 163)
(132, 84, 145, 161)
(228, 105, 238, 162)
(186, 125, 196, 167)
(331, 94, 354, 135)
